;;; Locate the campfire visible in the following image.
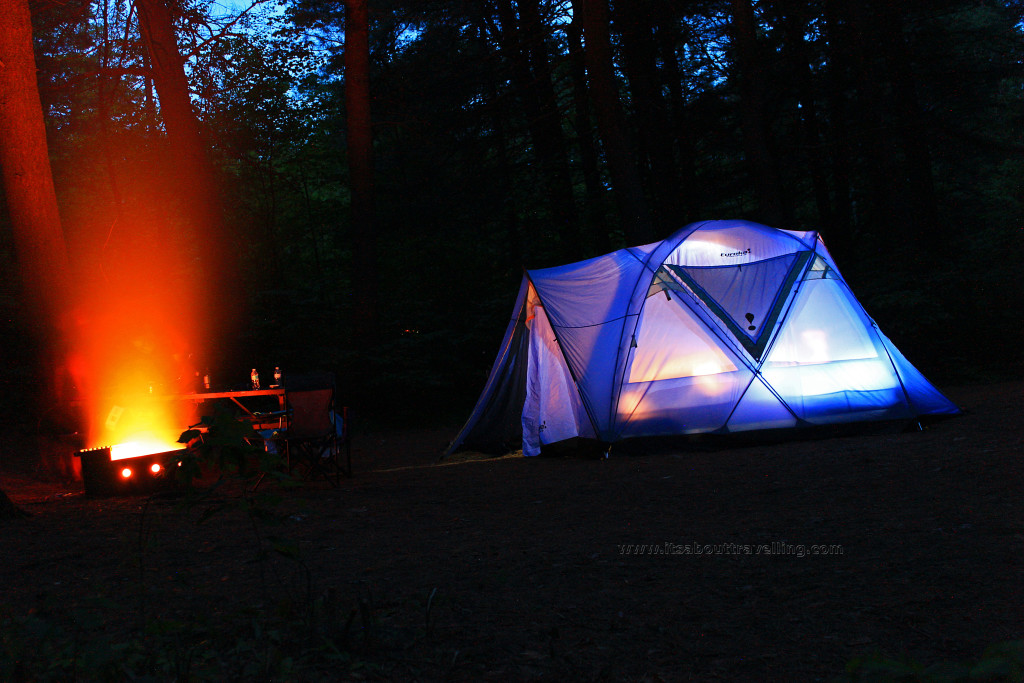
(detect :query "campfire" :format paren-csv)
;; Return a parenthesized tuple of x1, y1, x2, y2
(59, 225, 218, 494)
(76, 445, 183, 497)
(68, 386, 196, 495)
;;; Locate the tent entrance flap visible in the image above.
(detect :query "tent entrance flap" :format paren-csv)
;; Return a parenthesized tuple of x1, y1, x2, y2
(521, 303, 591, 456)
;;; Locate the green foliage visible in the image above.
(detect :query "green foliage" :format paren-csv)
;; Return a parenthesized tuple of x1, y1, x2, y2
(176, 405, 271, 484)
(841, 641, 1024, 682)
(0, 591, 380, 681)
(172, 408, 301, 555)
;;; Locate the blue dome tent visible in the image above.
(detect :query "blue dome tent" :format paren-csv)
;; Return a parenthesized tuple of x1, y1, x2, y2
(448, 220, 959, 457)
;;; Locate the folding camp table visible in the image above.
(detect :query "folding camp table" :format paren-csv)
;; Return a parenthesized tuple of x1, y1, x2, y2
(175, 388, 288, 431)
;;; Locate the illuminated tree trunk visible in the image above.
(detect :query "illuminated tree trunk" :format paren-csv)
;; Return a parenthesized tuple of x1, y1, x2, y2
(134, 0, 232, 335)
(0, 0, 72, 322)
(344, 0, 379, 350)
(0, 0, 70, 510)
(134, 0, 220, 262)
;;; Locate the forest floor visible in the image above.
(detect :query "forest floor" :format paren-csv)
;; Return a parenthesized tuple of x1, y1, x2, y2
(1, 380, 1022, 681)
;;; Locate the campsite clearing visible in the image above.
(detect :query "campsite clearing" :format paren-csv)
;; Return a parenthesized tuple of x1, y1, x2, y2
(1, 379, 1021, 680)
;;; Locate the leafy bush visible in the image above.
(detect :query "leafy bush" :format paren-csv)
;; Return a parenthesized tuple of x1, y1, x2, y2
(842, 641, 1024, 682)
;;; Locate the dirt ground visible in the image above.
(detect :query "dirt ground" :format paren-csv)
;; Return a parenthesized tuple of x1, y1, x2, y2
(1, 380, 1022, 681)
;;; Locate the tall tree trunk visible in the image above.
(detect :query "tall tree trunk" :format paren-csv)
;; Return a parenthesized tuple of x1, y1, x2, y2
(565, 16, 611, 254)
(728, 0, 789, 226)
(134, 0, 231, 331)
(135, 0, 214, 217)
(876, 2, 939, 247)
(491, 102, 527, 264)
(344, 0, 379, 349)
(655, 13, 700, 221)
(573, 0, 652, 245)
(778, 4, 833, 230)
(97, 0, 125, 218)
(822, 0, 854, 256)
(844, 1, 899, 239)
(615, 0, 683, 234)
(0, 0, 72, 324)
(519, 0, 582, 260)
(0, 0, 73, 503)
(492, 0, 581, 261)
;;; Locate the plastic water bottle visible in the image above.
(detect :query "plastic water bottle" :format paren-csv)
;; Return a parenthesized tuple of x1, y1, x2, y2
(251, 369, 260, 389)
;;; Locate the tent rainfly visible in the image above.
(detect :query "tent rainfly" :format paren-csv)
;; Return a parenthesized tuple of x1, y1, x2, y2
(448, 220, 959, 456)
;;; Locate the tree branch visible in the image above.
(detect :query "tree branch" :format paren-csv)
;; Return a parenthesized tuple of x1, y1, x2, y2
(183, 0, 274, 58)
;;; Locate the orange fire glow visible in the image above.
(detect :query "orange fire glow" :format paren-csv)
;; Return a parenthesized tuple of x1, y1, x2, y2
(64, 210, 220, 455)
(52, 126, 244, 474)
(69, 312, 195, 453)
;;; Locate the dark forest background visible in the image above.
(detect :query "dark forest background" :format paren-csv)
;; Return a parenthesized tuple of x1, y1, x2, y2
(1, 0, 1022, 427)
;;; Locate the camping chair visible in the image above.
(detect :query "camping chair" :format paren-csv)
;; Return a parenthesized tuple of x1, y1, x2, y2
(282, 374, 351, 485)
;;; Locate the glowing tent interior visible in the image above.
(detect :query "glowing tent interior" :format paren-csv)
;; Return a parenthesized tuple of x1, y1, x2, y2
(447, 220, 960, 457)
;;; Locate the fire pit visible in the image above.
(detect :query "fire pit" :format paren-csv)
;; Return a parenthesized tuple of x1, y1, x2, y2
(76, 446, 183, 497)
